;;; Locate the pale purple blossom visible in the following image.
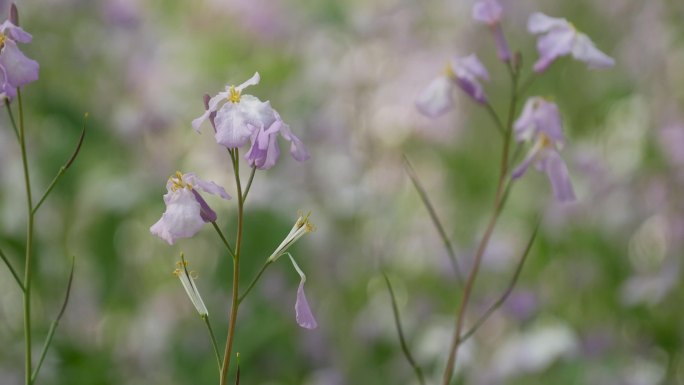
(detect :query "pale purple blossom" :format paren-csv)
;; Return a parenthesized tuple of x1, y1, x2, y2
(416, 54, 490, 117)
(192, 72, 274, 148)
(512, 97, 576, 202)
(0, 10, 39, 101)
(472, 0, 511, 62)
(150, 172, 231, 245)
(528, 12, 615, 72)
(288, 254, 318, 329)
(245, 111, 310, 170)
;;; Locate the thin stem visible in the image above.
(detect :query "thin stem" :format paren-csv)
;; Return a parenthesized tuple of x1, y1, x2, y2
(202, 315, 222, 372)
(5, 100, 19, 141)
(18, 89, 34, 385)
(441, 68, 520, 385)
(383, 273, 425, 385)
(31, 257, 75, 384)
(0, 246, 24, 291)
(237, 261, 272, 304)
(220, 149, 244, 385)
(403, 156, 463, 283)
(241, 167, 257, 202)
(32, 115, 87, 215)
(483, 102, 505, 136)
(211, 221, 236, 258)
(459, 220, 539, 345)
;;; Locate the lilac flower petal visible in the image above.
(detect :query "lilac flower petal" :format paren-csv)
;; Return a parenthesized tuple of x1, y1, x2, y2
(0, 40, 38, 88)
(514, 98, 539, 141)
(214, 103, 258, 148)
(235, 71, 260, 92)
(150, 189, 205, 245)
(203, 94, 217, 132)
(571, 33, 615, 69)
(415, 76, 453, 118)
(534, 100, 565, 144)
(456, 75, 487, 104)
(472, 0, 503, 25)
(527, 12, 570, 34)
(512, 144, 540, 179)
(533, 27, 574, 72)
(192, 91, 228, 132)
(543, 151, 576, 202)
(192, 189, 217, 222)
(456, 54, 489, 81)
(183, 173, 231, 200)
(246, 124, 281, 170)
(492, 24, 512, 62)
(0, 21, 32, 43)
(279, 123, 310, 161)
(295, 280, 318, 329)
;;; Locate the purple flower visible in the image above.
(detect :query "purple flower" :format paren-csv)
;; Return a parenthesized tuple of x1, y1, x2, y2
(512, 98, 576, 202)
(0, 15, 39, 101)
(192, 72, 274, 148)
(245, 110, 310, 170)
(288, 254, 318, 329)
(150, 172, 231, 244)
(416, 54, 490, 117)
(472, 0, 511, 62)
(528, 12, 615, 72)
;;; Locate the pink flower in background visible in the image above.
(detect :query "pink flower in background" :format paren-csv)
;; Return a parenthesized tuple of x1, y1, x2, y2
(0, 10, 38, 100)
(512, 97, 575, 202)
(416, 54, 490, 117)
(472, 0, 511, 62)
(150, 172, 231, 244)
(528, 12, 615, 72)
(192, 72, 274, 148)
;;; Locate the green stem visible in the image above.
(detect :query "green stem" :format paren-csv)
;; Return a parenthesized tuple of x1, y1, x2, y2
(202, 315, 222, 372)
(5, 100, 19, 141)
(31, 257, 75, 384)
(211, 221, 236, 259)
(403, 156, 463, 283)
(383, 273, 425, 385)
(458, 220, 539, 345)
(220, 149, 244, 385)
(237, 260, 271, 304)
(241, 167, 257, 202)
(17, 89, 34, 385)
(0, 246, 24, 291)
(484, 102, 506, 136)
(441, 68, 520, 385)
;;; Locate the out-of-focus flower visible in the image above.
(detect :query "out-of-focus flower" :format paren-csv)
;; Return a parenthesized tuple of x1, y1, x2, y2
(287, 254, 317, 329)
(192, 72, 274, 148)
(173, 253, 208, 317)
(512, 97, 575, 202)
(0, 6, 39, 101)
(150, 172, 231, 244)
(267, 212, 315, 263)
(472, 0, 511, 62)
(527, 12, 615, 72)
(416, 54, 489, 117)
(245, 110, 310, 170)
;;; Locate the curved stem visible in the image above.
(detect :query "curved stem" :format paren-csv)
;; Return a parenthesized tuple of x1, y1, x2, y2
(220, 149, 244, 385)
(0, 246, 24, 291)
(484, 102, 506, 136)
(202, 315, 222, 372)
(237, 260, 271, 304)
(441, 69, 520, 385)
(17, 89, 34, 385)
(241, 167, 257, 202)
(5, 100, 19, 141)
(211, 221, 236, 259)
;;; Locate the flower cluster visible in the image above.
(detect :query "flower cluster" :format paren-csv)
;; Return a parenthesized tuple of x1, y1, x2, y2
(192, 72, 310, 170)
(0, 7, 39, 100)
(416, 1, 615, 202)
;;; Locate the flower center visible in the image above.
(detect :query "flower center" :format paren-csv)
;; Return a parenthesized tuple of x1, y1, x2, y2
(539, 133, 553, 148)
(0, 33, 6, 50)
(443, 63, 455, 80)
(228, 85, 241, 103)
(169, 171, 193, 192)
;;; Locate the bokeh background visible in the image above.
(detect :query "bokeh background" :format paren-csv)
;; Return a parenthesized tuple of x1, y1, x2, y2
(0, 0, 683, 384)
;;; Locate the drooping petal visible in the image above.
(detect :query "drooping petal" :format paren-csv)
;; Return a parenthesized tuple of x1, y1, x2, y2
(527, 12, 570, 34)
(192, 91, 228, 132)
(235, 72, 260, 92)
(183, 173, 231, 200)
(571, 33, 615, 69)
(512, 140, 543, 179)
(452, 54, 489, 104)
(0, 20, 32, 43)
(533, 100, 565, 144)
(533, 27, 574, 72)
(150, 189, 205, 245)
(415, 76, 454, 118)
(472, 0, 503, 25)
(540, 151, 576, 202)
(280, 124, 310, 162)
(456, 54, 489, 81)
(491, 24, 512, 62)
(0, 40, 38, 88)
(203, 94, 218, 132)
(514, 98, 540, 141)
(191, 190, 218, 222)
(295, 280, 318, 329)
(246, 123, 281, 170)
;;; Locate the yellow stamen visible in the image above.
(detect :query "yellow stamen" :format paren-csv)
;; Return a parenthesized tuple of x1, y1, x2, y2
(0, 33, 5, 50)
(169, 171, 192, 192)
(228, 85, 241, 103)
(443, 63, 455, 80)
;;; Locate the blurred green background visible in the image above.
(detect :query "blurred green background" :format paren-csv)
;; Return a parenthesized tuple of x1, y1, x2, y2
(0, 0, 683, 384)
